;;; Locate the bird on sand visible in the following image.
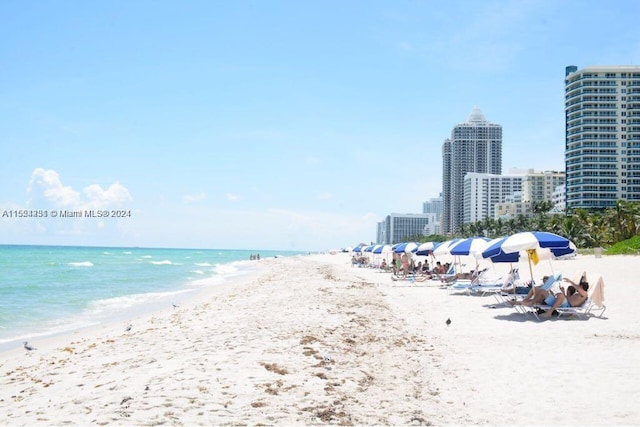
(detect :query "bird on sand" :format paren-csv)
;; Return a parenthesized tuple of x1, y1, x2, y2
(23, 341, 36, 351)
(446, 318, 451, 327)
(125, 324, 132, 332)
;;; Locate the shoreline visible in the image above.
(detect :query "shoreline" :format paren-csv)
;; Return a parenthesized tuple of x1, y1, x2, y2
(1, 253, 639, 425)
(0, 257, 267, 355)
(0, 247, 270, 352)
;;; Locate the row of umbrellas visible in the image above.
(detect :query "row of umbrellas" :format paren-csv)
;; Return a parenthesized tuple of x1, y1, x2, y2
(351, 232, 573, 259)
(349, 231, 576, 281)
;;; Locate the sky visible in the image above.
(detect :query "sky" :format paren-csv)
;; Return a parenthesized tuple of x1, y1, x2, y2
(1, 0, 639, 251)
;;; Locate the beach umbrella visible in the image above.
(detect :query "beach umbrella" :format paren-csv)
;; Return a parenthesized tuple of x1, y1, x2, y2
(481, 231, 573, 282)
(449, 237, 491, 256)
(482, 232, 570, 258)
(482, 242, 576, 264)
(374, 244, 394, 263)
(416, 241, 439, 256)
(372, 244, 391, 254)
(433, 238, 463, 256)
(363, 245, 375, 253)
(404, 242, 419, 253)
(393, 242, 419, 254)
(447, 236, 491, 274)
(501, 231, 571, 254)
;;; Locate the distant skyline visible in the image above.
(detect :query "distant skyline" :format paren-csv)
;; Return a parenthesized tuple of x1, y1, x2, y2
(1, 0, 639, 251)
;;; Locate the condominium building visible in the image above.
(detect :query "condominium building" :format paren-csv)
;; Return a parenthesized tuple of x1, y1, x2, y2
(422, 194, 443, 218)
(565, 65, 640, 210)
(521, 170, 565, 204)
(422, 193, 443, 233)
(376, 213, 432, 245)
(551, 184, 566, 213)
(442, 107, 502, 234)
(494, 192, 532, 220)
(463, 172, 523, 224)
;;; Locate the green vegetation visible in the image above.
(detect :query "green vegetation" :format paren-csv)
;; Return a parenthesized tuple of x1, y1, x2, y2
(605, 235, 640, 255)
(408, 200, 640, 252)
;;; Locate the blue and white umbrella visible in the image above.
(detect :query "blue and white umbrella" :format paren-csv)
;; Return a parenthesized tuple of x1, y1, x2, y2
(433, 238, 463, 256)
(482, 231, 570, 258)
(449, 236, 491, 256)
(373, 244, 392, 254)
(416, 241, 438, 256)
(482, 239, 576, 264)
(393, 242, 419, 254)
(481, 231, 574, 281)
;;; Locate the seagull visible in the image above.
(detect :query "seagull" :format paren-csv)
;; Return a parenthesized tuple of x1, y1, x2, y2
(172, 303, 179, 308)
(23, 341, 36, 351)
(125, 324, 132, 332)
(446, 318, 451, 327)
(323, 352, 331, 363)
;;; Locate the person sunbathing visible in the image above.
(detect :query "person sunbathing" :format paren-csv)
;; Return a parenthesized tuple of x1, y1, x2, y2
(538, 277, 589, 318)
(432, 261, 446, 275)
(511, 276, 552, 306)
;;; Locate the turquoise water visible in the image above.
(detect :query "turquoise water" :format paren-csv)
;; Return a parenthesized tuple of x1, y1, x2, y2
(0, 245, 303, 349)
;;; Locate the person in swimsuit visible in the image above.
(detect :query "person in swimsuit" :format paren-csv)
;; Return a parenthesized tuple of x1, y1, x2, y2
(539, 276, 589, 318)
(401, 253, 409, 276)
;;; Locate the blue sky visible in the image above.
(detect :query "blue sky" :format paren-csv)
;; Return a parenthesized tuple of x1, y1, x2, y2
(1, 0, 639, 251)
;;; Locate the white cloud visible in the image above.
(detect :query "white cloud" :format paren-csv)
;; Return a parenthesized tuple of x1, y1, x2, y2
(83, 182, 132, 208)
(226, 193, 240, 202)
(28, 168, 81, 207)
(27, 168, 132, 209)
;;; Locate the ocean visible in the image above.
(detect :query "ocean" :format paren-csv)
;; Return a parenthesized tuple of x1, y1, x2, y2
(0, 245, 303, 350)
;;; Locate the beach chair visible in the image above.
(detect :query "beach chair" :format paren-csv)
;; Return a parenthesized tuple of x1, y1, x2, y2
(448, 268, 495, 295)
(528, 273, 606, 321)
(556, 276, 606, 319)
(432, 263, 457, 284)
(473, 268, 519, 297)
(446, 278, 474, 295)
(391, 274, 429, 286)
(515, 273, 563, 316)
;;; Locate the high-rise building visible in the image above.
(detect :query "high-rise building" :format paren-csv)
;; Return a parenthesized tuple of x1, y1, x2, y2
(422, 194, 443, 234)
(422, 194, 443, 218)
(521, 169, 565, 204)
(442, 107, 502, 234)
(565, 65, 640, 210)
(463, 172, 523, 224)
(376, 213, 431, 245)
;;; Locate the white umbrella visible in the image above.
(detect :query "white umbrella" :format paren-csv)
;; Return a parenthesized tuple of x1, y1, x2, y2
(433, 238, 463, 256)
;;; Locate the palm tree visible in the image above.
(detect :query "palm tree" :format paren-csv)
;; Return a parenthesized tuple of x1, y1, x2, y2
(558, 215, 586, 247)
(606, 200, 640, 241)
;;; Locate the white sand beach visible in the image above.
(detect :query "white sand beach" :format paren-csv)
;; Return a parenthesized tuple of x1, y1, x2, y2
(1, 252, 639, 426)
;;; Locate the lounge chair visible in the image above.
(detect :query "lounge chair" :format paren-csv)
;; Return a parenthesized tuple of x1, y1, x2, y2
(447, 268, 495, 295)
(512, 273, 563, 315)
(472, 268, 520, 297)
(528, 273, 606, 321)
(431, 263, 457, 284)
(556, 276, 606, 319)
